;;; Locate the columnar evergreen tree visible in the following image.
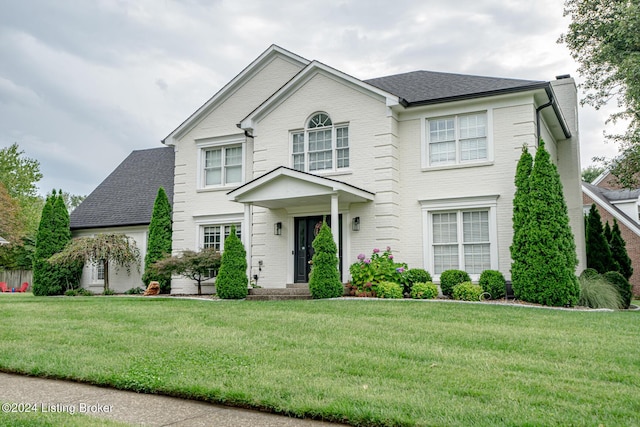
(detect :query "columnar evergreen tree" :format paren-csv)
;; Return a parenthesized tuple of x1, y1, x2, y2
(309, 221, 343, 299)
(32, 190, 79, 295)
(142, 187, 172, 293)
(603, 220, 613, 244)
(516, 140, 580, 306)
(585, 204, 617, 273)
(215, 225, 248, 299)
(510, 146, 533, 299)
(610, 218, 633, 280)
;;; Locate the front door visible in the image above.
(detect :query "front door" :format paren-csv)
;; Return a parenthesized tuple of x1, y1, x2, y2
(294, 215, 342, 283)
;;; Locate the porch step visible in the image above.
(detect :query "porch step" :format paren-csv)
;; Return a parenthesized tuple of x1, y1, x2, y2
(247, 285, 311, 301)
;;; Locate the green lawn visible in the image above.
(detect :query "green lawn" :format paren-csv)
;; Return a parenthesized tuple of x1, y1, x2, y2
(1, 294, 639, 426)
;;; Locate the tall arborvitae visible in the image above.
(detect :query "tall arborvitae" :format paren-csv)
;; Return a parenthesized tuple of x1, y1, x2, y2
(142, 187, 172, 293)
(309, 221, 343, 299)
(510, 145, 533, 301)
(215, 225, 248, 299)
(603, 220, 613, 244)
(610, 218, 633, 280)
(586, 204, 616, 273)
(32, 190, 79, 295)
(518, 140, 580, 306)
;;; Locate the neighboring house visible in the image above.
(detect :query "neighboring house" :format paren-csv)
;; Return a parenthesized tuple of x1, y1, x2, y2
(156, 44, 585, 293)
(69, 147, 174, 293)
(583, 171, 640, 296)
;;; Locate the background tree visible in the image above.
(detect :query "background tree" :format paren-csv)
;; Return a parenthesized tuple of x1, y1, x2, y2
(515, 140, 580, 306)
(151, 248, 221, 295)
(560, 0, 640, 187)
(581, 164, 604, 183)
(142, 187, 172, 293)
(49, 233, 141, 292)
(0, 182, 24, 243)
(309, 221, 343, 299)
(0, 143, 44, 236)
(32, 191, 79, 295)
(215, 225, 248, 299)
(585, 204, 617, 273)
(609, 218, 633, 280)
(603, 220, 613, 244)
(510, 146, 533, 301)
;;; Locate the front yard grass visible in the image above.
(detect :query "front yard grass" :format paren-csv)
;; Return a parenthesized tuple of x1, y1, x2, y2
(1, 294, 639, 426)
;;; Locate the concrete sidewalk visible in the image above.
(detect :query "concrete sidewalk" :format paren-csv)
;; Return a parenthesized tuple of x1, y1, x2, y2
(0, 372, 342, 426)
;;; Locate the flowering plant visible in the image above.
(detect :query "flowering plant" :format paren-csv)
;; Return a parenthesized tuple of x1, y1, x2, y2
(348, 247, 407, 296)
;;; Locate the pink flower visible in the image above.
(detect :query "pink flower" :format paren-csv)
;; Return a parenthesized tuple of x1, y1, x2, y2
(396, 267, 405, 273)
(388, 254, 394, 259)
(386, 246, 391, 251)
(373, 248, 380, 254)
(364, 259, 371, 264)
(357, 253, 366, 260)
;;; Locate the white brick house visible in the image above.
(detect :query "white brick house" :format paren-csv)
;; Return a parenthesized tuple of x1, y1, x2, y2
(157, 45, 586, 293)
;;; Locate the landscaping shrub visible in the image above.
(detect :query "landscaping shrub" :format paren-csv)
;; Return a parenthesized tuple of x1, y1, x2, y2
(400, 268, 432, 295)
(374, 281, 403, 299)
(603, 271, 632, 309)
(142, 187, 172, 294)
(216, 225, 248, 299)
(439, 270, 471, 297)
(586, 204, 617, 273)
(102, 288, 115, 296)
(410, 282, 438, 299)
(479, 270, 506, 300)
(610, 219, 633, 280)
(578, 271, 623, 309)
(309, 221, 343, 299)
(349, 247, 407, 295)
(452, 282, 484, 301)
(125, 287, 145, 295)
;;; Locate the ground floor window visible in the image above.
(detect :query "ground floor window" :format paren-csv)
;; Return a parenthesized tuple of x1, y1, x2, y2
(421, 196, 498, 278)
(202, 223, 242, 251)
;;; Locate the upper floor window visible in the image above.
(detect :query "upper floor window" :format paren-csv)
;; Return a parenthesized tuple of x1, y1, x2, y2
(427, 112, 487, 166)
(291, 113, 349, 173)
(201, 145, 243, 187)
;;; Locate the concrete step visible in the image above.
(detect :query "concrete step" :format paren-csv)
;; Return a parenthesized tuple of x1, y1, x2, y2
(247, 286, 312, 301)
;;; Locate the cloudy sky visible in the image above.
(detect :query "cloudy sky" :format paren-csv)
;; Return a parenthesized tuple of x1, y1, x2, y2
(0, 0, 622, 197)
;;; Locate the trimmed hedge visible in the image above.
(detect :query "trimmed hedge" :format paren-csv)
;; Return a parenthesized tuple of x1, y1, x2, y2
(452, 282, 484, 301)
(603, 271, 632, 309)
(309, 221, 343, 299)
(440, 270, 471, 297)
(400, 268, 432, 295)
(410, 282, 438, 299)
(374, 281, 403, 299)
(479, 270, 506, 300)
(215, 225, 248, 299)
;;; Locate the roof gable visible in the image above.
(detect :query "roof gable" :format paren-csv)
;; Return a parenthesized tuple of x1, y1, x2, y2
(163, 45, 309, 145)
(583, 182, 640, 236)
(70, 147, 175, 230)
(239, 61, 400, 132)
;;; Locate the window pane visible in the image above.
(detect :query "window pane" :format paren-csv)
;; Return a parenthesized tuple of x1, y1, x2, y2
(293, 154, 305, 171)
(433, 212, 457, 244)
(336, 127, 349, 148)
(460, 138, 488, 161)
(430, 118, 455, 143)
(430, 141, 456, 164)
(464, 243, 491, 274)
(203, 226, 221, 250)
(225, 146, 242, 166)
(205, 168, 221, 186)
(463, 211, 489, 243)
(308, 129, 332, 171)
(337, 148, 349, 168)
(293, 133, 304, 153)
(434, 245, 458, 274)
(225, 165, 242, 183)
(459, 113, 486, 139)
(309, 113, 332, 128)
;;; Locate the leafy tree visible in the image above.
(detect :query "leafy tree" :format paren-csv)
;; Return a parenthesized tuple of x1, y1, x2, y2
(586, 204, 617, 273)
(61, 192, 86, 213)
(32, 191, 79, 295)
(609, 218, 633, 280)
(516, 140, 580, 306)
(510, 146, 533, 299)
(0, 143, 44, 236)
(581, 165, 604, 183)
(49, 233, 141, 292)
(151, 248, 221, 295)
(215, 225, 248, 299)
(309, 221, 343, 299)
(560, 0, 640, 187)
(142, 187, 172, 293)
(0, 182, 23, 243)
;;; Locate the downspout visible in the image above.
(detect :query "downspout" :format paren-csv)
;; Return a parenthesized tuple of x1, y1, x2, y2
(536, 84, 572, 147)
(535, 93, 553, 147)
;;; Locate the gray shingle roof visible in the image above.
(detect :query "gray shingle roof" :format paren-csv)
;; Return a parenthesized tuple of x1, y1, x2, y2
(70, 147, 174, 230)
(364, 70, 545, 106)
(583, 182, 640, 233)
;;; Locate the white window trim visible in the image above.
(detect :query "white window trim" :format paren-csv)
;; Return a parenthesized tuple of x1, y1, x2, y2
(421, 109, 493, 169)
(289, 113, 350, 174)
(194, 215, 244, 251)
(90, 261, 105, 285)
(420, 195, 499, 282)
(196, 135, 245, 190)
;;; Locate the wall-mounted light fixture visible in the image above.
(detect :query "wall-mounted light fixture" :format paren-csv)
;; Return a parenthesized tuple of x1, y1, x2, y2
(352, 216, 360, 232)
(274, 222, 282, 236)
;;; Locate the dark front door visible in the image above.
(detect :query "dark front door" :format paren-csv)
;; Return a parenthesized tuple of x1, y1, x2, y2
(294, 215, 342, 283)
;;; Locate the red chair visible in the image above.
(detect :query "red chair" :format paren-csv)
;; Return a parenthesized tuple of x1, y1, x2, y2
(0, 282, 9, 293)
(16, 282, 29, 292)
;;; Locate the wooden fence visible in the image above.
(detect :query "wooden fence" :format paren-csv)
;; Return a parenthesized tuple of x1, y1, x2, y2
(0, 270, 32, 290)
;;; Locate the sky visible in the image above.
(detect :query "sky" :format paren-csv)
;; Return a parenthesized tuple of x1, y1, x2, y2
(0, 0, 624, 197)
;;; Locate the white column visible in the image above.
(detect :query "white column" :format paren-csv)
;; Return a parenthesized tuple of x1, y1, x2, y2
(244, 203, 252, 281)
(331, 193, 339, 252)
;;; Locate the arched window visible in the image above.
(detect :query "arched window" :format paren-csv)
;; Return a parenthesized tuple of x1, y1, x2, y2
(291, 113, 349, 172)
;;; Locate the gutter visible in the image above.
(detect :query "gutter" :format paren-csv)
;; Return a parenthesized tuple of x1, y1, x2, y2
(536, 85, 572, 145)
